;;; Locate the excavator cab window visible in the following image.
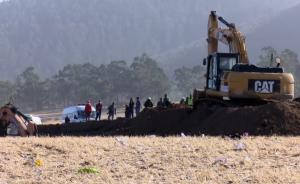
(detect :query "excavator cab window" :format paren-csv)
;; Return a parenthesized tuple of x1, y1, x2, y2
(206, 53, 238, 90)
(207, 55, 218, 90)
(219, 56, 237, 71)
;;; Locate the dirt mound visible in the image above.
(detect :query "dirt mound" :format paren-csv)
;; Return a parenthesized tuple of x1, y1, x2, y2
(38, 119, 127, 136)
(196, 101, 300, 135)
(37, 101, 300, 136)
(122, 101, 300, 136)
(125, 108, 191, 135)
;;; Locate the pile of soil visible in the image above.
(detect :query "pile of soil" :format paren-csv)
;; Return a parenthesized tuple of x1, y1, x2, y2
(194, 101, 300, 135)
(120, 101, 300, 136)
(37, 101, 300, 136)
(38, 118, 126, 136)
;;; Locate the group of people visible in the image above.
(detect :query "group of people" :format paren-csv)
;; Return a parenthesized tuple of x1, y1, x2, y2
(82, 94, 173, 121)
(125, 97, 141, 119)
(180, 94, 193, 106)
(84, 100, 117, 121)
(156, 94, 172, 108)
(143, 94, 172, 109)
(84, 100, 104, 121)
(85, 100, 117, 121)
(124, 94, 172, 119)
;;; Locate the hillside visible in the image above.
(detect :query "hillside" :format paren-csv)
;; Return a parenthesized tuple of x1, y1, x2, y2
(0, 0, 298, 79)
(247, 4, 300, 62)
(162, 3, 300, 68)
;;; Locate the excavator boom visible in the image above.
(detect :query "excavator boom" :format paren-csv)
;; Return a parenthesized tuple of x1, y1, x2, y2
(208, 11, 249, 64)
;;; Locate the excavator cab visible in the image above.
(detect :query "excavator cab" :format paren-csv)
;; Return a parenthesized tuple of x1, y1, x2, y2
(204, 53, 238, 91)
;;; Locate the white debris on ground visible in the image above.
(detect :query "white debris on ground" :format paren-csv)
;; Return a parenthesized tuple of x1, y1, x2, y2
(114, 137, 128, 146)
(212, 157, 228, 166)
(234, 142, 246, 151)
(240, 156, 252, 165)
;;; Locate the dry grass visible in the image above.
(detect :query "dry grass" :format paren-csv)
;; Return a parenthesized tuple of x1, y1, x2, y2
(0, 136, 299, 184)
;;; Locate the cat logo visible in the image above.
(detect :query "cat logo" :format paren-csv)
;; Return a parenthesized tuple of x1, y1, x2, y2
(254, 81, 275, 93)
(249, 80, 280, 94)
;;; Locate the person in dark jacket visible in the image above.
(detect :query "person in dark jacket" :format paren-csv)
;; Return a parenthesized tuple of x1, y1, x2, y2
(163, 94, 171, 108)
(156, 98, 163, 108)
(125, 105, 130, 119)
(95, 100, 103, 121)
(108, 102, 116, 120)
(135, 97, 141, 116)
(144, 97, 154, 108)
(129, 98, 134, 118)
(65, 116, 70, 124)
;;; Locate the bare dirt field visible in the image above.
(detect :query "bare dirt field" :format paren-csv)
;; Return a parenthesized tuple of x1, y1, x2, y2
(0, 136, 299, 184)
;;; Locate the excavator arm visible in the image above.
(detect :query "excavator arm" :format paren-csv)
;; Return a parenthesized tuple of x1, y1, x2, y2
(207, 11, 249, 64)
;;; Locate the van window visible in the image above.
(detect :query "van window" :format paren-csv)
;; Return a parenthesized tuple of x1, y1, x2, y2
(77, 111, 86, 119)
(77, 110, 96, 119)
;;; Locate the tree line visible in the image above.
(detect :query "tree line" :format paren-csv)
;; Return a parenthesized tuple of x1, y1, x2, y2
(0, 54, 172, 112)
(0, 47, 299, 112)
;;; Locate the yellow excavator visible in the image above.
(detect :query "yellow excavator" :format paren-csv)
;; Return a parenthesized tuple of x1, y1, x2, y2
(193, 11, 294, 105)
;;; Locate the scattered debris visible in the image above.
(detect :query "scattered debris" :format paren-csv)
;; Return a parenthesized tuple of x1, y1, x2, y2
(240, 156, 251, 165)
(243, 132, 249, 137)
(115, 137, 128, 146)
(212, 157, 228, 166)
(234, 142, 246, 151)
(35, 159, 43, 167)
(78, 167, 99, 174)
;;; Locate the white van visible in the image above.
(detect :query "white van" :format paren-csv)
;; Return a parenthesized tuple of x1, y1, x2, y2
(26, 114, 42, 125)
(61, 105, 96, 123)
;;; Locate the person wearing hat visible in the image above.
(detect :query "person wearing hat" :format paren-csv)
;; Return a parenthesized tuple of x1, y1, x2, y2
(144, 97, 154, 108)
(180, 97, 185, 105)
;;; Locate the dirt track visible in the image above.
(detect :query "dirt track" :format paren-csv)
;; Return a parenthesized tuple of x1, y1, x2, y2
(37, 100, 300, 136)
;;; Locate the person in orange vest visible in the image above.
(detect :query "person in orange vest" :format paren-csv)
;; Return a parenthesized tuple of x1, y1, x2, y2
(85, 100, 92, 121)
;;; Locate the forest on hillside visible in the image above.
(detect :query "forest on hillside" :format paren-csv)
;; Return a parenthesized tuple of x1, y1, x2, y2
(0, 0, 298, 79)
